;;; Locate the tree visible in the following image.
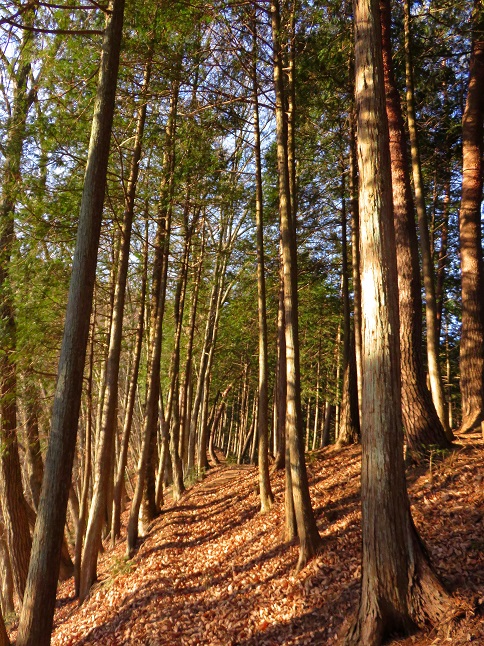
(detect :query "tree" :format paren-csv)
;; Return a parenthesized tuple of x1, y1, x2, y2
(458, 0, 484, 433)
(380, 0, 452, 459)
(79, 51, 152, 602)
(0, 5, 36, 604)
(271, 0, 322, 570)
(344, 0, 455, 641)
(16, 0, 125, 642)
(337, 162, 360, 446)
(252, 7, 274, 512)
(403, 0, 450, 437)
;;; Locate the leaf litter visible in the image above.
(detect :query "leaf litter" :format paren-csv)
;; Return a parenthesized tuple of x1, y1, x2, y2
(9, 434, 484, 645)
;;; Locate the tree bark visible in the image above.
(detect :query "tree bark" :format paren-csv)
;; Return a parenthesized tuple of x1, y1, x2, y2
(252, 8, 274, 512)
(271, 0, 322, 571)
(349, 116, 363, 420)
(403, 0, 450, 437)
(179, 221, 205, 467)
(380, 0, 452, 458)
(345, 0, 455, 641)
(458, 0, 484, 433)
(17, 1, 125, 642)
(112, 216, 148, 544)
(337, 166, 360, 446)
(74, 311, 95, 596)
(273, 254, 286, 470)
(79, 55, 151, 601)
(0, 7, 36, 606)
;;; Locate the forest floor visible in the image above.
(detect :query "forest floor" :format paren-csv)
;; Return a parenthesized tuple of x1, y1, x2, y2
(9, 434, 484, 645)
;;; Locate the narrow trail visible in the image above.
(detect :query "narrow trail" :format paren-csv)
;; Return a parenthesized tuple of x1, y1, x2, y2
(11, 438, 484, 646)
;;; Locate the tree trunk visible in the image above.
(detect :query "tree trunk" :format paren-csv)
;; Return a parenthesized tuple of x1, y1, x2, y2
(126, 74, 180, 556)
(162, 205, 194, 503)
(79, 55, 151, 602)
(112, 215, 149, 544)
(179, 222, 205, 467)
(271, 0, 322, 571)
(380, 0, 452, 459)
(349, 116, 363, 420)
(252, 8, 274, 512)
(273, 256, 286, 470)
(345, 0, 455, 641)
(0, 7, 36, 606)
(17, 2, 125, 642)
(337, 166, 360, 446)
(0, 522, 14, 618)
(436, 169, 450, 340)
(403, 0, 450, 437)
(74, 310, 95, 596)
(321, 403, 334, 448)
(458, 0, 484, 433)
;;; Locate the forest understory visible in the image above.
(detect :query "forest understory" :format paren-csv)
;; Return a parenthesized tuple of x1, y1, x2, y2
(7, 435, 484, 646)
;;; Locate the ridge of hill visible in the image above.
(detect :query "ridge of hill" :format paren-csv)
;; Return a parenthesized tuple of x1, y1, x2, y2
(11, 437, 484, 645)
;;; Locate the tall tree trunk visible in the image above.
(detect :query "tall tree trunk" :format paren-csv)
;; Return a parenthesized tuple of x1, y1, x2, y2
(160, 204, 195, 504)
(403, 0, 450, 437)
(74, 311, 95, 596)
(17, 2, 125, 642)
(252, 9, 274, 512)
(345, 0, 454, 641)
(189, 226, 229, 474)
(337, 165, 360, 446)
(79, 57, 151, 601)
(273, 255, 286, 470)
(112, 216, 148, 544)
(0, 7, 36, 606)
(435, 171, 450, 340)
(458, 0, 484, 433)
(179, 221, 205, 467)
(380, 0, 452, 458)
(349, 116, 363, 420)
(126, 73, 180, 555)
(271, 0, 322, 571)
(0, 521, 14, 619)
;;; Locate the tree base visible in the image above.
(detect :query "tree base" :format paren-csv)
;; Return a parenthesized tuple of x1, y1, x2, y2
(341, 547, 460, 646)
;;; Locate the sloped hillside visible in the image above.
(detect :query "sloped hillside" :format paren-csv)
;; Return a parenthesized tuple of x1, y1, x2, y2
(12, 436, 484, 645)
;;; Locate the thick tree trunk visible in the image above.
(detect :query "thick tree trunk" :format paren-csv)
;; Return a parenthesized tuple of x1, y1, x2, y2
(458, 0, 484, 433)
(271, 0, 322, 571)
(17, 2, 125, 642)
(403, 0, 450, 437)
(380, 0, 452, 459)
(345, 0, 455, 642)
